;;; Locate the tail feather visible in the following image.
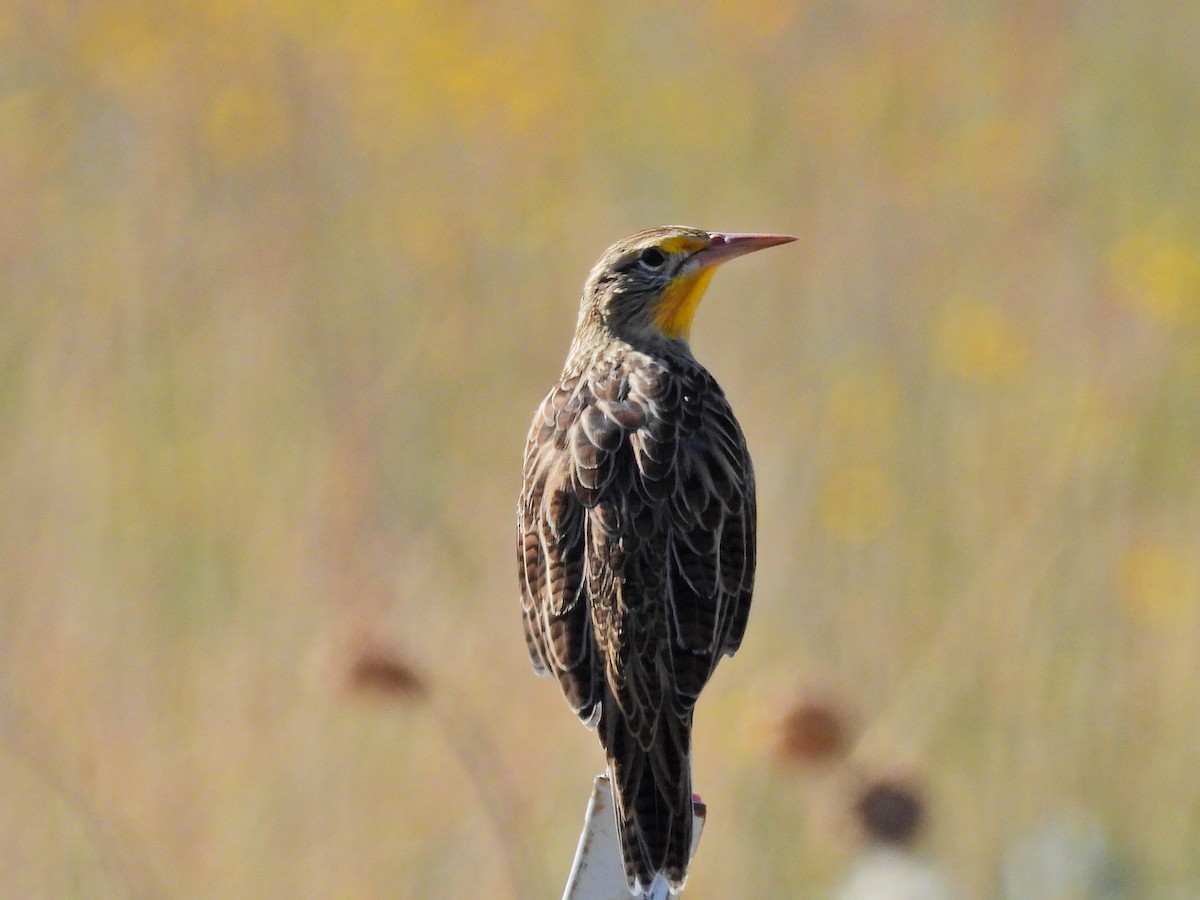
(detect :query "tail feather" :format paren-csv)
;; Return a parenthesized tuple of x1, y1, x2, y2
(601, 694, 694, 895)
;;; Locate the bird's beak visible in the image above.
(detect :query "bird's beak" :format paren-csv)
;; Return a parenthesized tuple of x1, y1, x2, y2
(656, 231, 796, 341)
(690, 232, 798, 270)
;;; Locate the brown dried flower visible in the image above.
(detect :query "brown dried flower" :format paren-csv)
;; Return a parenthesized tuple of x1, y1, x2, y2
(855, 776, 925, 845)
(348, 650, 427, 700)
(777, 696, 853, 764)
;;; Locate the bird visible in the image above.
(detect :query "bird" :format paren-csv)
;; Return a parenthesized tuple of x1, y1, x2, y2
(517, 226, 795, 894)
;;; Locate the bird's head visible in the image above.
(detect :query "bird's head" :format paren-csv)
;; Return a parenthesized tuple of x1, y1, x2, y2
(579, 225, 796, 348)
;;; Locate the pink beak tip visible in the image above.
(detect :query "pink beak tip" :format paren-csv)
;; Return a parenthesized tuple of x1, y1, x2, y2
(695, 231, 798, 266)
(708, 231, 798, 246)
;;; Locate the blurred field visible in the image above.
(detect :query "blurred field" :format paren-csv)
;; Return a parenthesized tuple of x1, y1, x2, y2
(2, 0, 1199, 897)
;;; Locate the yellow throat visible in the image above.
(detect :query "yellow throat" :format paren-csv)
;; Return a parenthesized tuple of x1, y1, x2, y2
(654, 268, 717, 341)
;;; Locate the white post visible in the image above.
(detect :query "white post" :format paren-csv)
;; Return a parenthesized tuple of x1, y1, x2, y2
(561, 774, 706, 900)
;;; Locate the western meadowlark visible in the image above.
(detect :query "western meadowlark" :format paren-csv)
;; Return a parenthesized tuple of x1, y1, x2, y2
(518, 226, 795, 895)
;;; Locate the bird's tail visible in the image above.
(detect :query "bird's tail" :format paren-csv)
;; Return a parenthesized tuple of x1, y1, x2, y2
(601, 694, 694, 896)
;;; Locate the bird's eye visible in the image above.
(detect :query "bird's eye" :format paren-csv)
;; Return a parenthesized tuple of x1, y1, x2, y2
(638, 247, 667, 270)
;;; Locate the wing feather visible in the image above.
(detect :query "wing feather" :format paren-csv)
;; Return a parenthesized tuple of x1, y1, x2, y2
(655, 369, 756, 713)
(518, 370, 649, 725)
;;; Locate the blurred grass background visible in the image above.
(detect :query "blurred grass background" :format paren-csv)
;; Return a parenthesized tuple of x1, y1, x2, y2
(2, 0, 1199, 896)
